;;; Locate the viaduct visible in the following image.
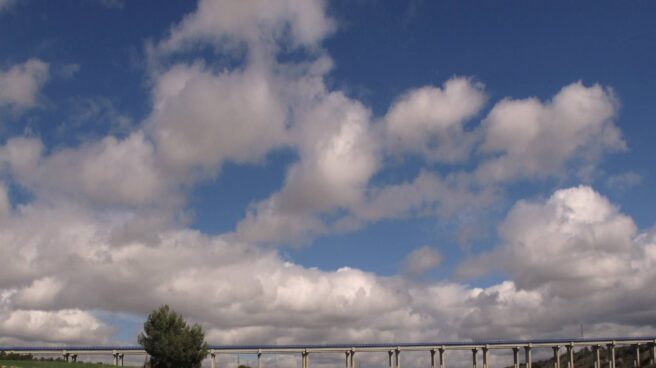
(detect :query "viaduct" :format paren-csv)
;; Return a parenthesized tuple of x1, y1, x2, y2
(2, 336, 656, 368)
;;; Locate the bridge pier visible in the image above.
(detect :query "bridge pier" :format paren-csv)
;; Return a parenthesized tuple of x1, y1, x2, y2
(210, 350, 216, 368)
(593, 345, 601, 368)
(388, 350, 393, 368)
(482, 346, 489, 368)
(634, 344, 641, 368)
(258, 351, 262, 368)
(119, 353, 124, 366)
(345, 351, 350, 368)
(430, 349, 436, 368)
(567, 343, 574, 368)
(350, 350, 356, 368)
(525, 345, 532, 368)
(395, 348, 400, 368)
(113, 350, 118, 366)
(471, 348, 478, 368)
(607, 343, 616, 368)
(512, 347, 519, 368)
(553, 346, 560, 368)
(439, 347, 446, 368)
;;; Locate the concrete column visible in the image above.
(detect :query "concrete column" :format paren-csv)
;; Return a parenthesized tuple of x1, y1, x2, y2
(553, 346, 561, 368)
(307, 352, 311, 368)
(593, 345, 601, 368)
(258, 352, 262, 368)
(651, 342, 656, 366)
(483, 346, 489, 368)
(525, 345, 532, 368)
(431, 350, 436, 368)
(607, 343, 615, 368)
(566, 344, 574, 368)
(395, 349, 401, 368)
(120, 353, 124, 366)
(634, 344, 641, 368)
(345, 352, 350, 368)
(63, 352, 69, 363)
(388, 351, 393, 368)
(113, 351, 118, 366)
(71, 354, 77, 363)
(439, 347, 446, 368)
(210, 351, 216, 368)
(351, 351, 356, 368)
(513, 347, 519, 368)
(472, 348, 478, 368)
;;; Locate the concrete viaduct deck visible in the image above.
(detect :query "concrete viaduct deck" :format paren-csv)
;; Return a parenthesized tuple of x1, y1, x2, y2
(2, 336, 656, 368)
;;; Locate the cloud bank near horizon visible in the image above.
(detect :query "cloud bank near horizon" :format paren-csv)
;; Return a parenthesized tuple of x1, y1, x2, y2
(0, 0, 653, 349)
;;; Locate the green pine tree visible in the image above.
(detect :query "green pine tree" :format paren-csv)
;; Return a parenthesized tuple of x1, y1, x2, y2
(138, 305, 209, 368)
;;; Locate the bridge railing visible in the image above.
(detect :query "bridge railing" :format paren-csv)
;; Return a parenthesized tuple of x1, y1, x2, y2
(2, 336, 656, 368)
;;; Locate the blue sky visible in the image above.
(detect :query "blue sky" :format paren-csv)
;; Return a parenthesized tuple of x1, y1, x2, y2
(1, 0, 655, 352)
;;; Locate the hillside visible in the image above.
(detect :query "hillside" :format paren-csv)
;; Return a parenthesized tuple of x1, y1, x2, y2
(507, 345, 655, 368)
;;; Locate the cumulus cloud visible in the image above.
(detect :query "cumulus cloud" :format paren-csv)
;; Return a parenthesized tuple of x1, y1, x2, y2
(236, 91, 378, 244)
(477, 82, 624, 182)
(157, 0, 334, 54)
(0, 59, 49, 111)
(403, 246, 442, 277)
(385, 77, 486, 162)
(0, 132, 173, 208)
(148, 63, 288, 178)
(1, 186, 656, 346)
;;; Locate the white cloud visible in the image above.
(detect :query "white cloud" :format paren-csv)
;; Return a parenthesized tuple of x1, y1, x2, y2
(0, 132, 172, 208)
(158, 0, 335, 54)
(0, 182, 9, 219)
(0, 309, 112, 345)
(236, 91, 378, 244)
(385, 77, 486, 162)
(1, 187, 656, 346)
(148, 63, 288, 178)
(477, 82, 624, 182)
(0, 59, 49, 111)
(403, 246, 442, 277)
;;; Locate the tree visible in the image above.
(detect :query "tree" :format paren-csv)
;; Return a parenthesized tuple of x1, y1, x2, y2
(138, 305, 209, 368)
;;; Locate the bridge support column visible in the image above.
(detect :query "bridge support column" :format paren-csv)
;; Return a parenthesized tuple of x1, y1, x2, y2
(258, 351, 262, 368)
(71, 354, 77, 363)
(439, 347, 446, 368)
(210, 351, 216, 368)
(567, 344, 574, 368)
(651, 342, 656, 366)
(553, 346, 560, 368)
(388, 350, 393, 368)
(113, 351, 118, 366)
(512, 347, 519, 368)
(634, 344, 641, 368)
(430, 349, 436, 368)
(345, 351, 350, 368)
(525, 344, 532, 368)
(483, 346, 489, 368)
(120, 353, 124, 366)
(350, 350, 356, 368)
(607, 343, 615, 368)
(593, 345, 601, 368)
(63, 351, 69, 363)
(472, 348, 478, 368)
(395, 349, 400, 368)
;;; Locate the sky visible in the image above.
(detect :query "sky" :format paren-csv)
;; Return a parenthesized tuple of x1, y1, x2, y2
(1, 0, 656, 360)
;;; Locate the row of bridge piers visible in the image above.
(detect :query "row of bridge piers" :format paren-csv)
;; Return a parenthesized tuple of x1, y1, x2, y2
(209, 343, 656, 368)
